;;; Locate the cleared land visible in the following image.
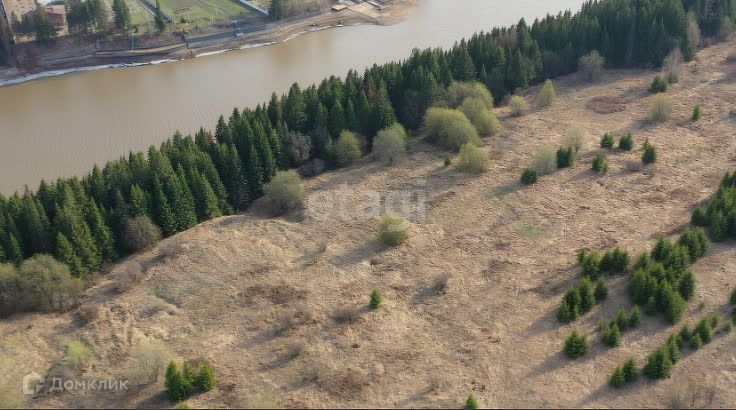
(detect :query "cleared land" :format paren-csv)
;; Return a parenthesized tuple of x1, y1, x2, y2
(1, 40, 735, 408)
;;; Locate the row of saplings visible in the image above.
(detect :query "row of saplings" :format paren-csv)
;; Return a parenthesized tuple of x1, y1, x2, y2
(519, 130, 656, 185)
(165, 360, 216, 402)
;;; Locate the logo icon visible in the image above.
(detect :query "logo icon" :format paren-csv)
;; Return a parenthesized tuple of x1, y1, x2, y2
(22, 371, 44, 395)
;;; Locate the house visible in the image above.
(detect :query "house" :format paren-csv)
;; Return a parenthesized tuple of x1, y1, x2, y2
(45, 3, 65, 27)
(1, 0, 35, 23)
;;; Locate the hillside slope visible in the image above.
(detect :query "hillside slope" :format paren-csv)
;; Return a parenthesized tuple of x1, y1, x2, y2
(2, 40, 736, 408)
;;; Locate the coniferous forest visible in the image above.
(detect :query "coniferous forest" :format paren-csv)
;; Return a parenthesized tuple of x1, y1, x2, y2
(0, 0, 734, 279)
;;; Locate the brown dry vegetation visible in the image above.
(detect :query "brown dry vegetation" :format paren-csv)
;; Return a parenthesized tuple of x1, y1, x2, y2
(2, 41, 736, 408)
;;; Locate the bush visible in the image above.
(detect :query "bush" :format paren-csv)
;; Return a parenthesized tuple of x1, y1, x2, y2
(556, 146, 576, 168)
(619, 133, 634, 150)
(122, 215, 162, 253)
(579, 50, 604, 82)
(334, 130, 362, 167)
(282, 131, 311, 167)
(459, 97, 501, 135)
(532, 145, 557, 175)
(537, 79, 557, 107)
(592, 153, 609, 173)
(642, 142, 657, 165)
(126, 341, 170, 384)
(692, 104, 702, 121)
(445, 81, 494, 108)
(378, 213, 410, 246)
(78, 303, 100, 324)
(369, 289, 382, 309)
(422, 107, 480, 151)
(508, 95, 529, 117)
(650, 76, 668, 93)
(62, 340, 94, 373)
(457, 143, 490, 174)
(373, 123, 408, 163)
(0, 255, 83, 317)
(565, 126, 586, 152)
(600, 133, 615, 148)
(650, 94, 673, 122)
(264, 170, 305, 215)
(520, 169, 538, 185)
(563, 330, 589, 358)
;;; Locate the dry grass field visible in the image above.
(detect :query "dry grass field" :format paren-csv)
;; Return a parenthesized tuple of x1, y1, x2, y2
(1, 40, 735, 408)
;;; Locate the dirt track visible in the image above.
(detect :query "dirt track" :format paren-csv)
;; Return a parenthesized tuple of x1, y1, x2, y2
(1, 40, 735, 408)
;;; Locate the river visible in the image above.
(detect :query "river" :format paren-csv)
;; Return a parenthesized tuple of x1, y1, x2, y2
(0, 0, 584, 194)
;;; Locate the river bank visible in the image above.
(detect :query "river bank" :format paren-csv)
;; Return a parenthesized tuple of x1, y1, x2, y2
(0, 0, 418, 87)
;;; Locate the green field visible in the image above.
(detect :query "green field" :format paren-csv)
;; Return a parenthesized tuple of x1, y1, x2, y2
(103, 0, 254, 33)
(157, 0, 254, 28)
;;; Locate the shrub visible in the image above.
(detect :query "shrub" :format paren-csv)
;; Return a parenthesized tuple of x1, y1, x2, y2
(445, 81, 494, 108)
(724, 320, 734, 332)
(537, 79, 557, 107)
(619, 133, 634, 151)
(422, 107, 480, 151)
(563, 330, 589, 358)
(122, 215, 162, 253)
(642, 140, 657, 164)
(0, 255, 83, 317)
(532, 145, 557, 175)
(264, 170, 305, 215)
(373, 123, 408, 163)
(692, 104, 702, 121)
(650, 75, 668, 93)
(508, 95, 529, 116)
(592, 153, 609, 173)
(62, 340, 94, 373)
(565, 126, 586, 152)
(650, 94, 673, 122)
(332, 305, 361, 324)
(609, 366, 626, 388)
(126, 341, 170, 384)
(520, 169, 538, 185)
(282, 131, 311, 167)
(556, 146, 575, 168)
(369, 289, 382, 310)
(443, 154, 452, 167)
(334, 130, 362, 167)
(465, 394, 479, 410)
(457, 143, 490, 174)
(579, 50, 604, 82)
(78, 303, 100, 324)
(459, 97, 501, 135)
(600, 133, 615, 148)
(196, 362, 216, 392)
(378, 213, 410, 246)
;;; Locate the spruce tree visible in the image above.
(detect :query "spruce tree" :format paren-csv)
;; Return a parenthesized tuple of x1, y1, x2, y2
(563, 330, 589, 358)
(369, 289, 382, 310)
(579, 278, 596, 313)
(154, 0, 166, 32)
(594, 278, 608, 302)
(196, 362, 216, 392)
(195, 172, 222, 220)
(628, 306, 641, 328)
(609, 366, 626, 388)
(465, 394, 478, 410)
(84, 198, 117, 262)
(174, 167, 198, 230)
(153, 175, 178, 236)
(622, 358, 638, 382)
(165, 361, 186, 402)
(678, 270, 695, 301)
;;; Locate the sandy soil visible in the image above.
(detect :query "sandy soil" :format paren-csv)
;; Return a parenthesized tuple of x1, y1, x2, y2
(1, 40, 735, 409)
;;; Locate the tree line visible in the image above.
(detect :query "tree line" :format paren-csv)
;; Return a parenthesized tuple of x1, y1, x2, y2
(1, 0, 733, 276)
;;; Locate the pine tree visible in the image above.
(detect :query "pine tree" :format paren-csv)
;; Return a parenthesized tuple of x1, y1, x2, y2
(563, 330, 589, 358)
(666, 335, 681, 364)
(371, 83, 397, 137)
(152, 175, 178, 236)
(628, 306, 641, 328)
(165, 361, 187, 402)
(253, 122, 277, 181)
(609, 366, 626, 388)
(622, 358, 638, 382)
(369, 289, 382, 310)
(3, 232, 22, 264)
(84, 198, 117, 262)
(174, 167, 198, 230)
(603, 323, 621, 347)
(244, 143, 264, 199)
(195, 171, 222, 220)
(129, 184, 149, 217)
(678, 270, 695, 301)
(615, 309, 629, 332)
(594, 278, 608, 302)
(154, 0, 166, 32)
(644, 347, 672, 380)
(196, 362, 216, 392)
(579, 278, 596, 313)
(56, 233, 84, 277)
(465, 394, 478, 410)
